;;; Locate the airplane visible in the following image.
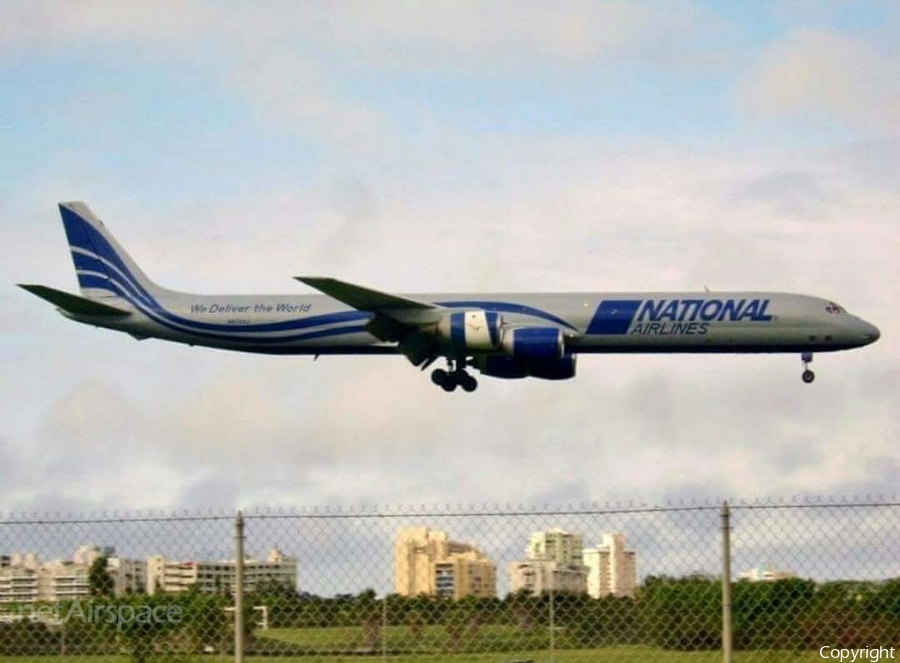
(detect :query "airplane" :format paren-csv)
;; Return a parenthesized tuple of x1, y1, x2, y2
(19, 202, 880, 392)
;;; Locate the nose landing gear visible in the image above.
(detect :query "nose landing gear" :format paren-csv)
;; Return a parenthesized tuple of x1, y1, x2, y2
(430, 359, 478, 392)
(801, 352, 815, 384)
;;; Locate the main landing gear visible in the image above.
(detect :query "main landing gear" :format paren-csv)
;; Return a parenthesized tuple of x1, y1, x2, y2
(801, 352, 815, 384)
(430, 359, 478, 392)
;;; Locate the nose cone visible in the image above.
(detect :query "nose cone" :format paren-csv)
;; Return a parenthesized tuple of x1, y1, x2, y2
(859, 319, 881, 344)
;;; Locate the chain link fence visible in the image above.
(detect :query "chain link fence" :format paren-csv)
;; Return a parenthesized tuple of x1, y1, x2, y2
(1, 499, 898, 661)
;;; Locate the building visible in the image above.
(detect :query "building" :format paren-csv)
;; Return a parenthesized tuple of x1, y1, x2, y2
(0, 567, 39, 604)
(0, 545, 144, 603)
(508, 560, 589, 595)
(583, 533, 637, 598)
(738, 566, 796, 582)
(394, 527, 497, 600)
(107, 556, 147, 596)
(147, 548, 296, 596)
(508, 529, 589, 595)
(527, 529, 584, 564)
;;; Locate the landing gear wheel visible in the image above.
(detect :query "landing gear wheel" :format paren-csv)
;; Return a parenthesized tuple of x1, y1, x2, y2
(801, 352, 815, 384)
(441, 375, 458, 392)
(460, 374, 478, 392)
(431, 368, 448, 386)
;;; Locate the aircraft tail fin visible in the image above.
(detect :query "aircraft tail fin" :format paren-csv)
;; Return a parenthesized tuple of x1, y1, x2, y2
(59, 201, 168, 306)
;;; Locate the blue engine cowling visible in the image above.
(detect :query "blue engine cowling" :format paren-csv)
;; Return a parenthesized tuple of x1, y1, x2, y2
(474, 354, 577, 380)
(500, 327, 564, 360)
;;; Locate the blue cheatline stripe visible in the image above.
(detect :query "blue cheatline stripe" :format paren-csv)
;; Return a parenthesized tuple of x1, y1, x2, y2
(62, 207, 578, 345)
(586, 299, 642, 335)
(450, 312, 466, 347)
(69, 240, 371, 333)
(73, 252, 156, 309)
(67, 241, 156, 310)
(74, 243, 370, 333)
(78, 273, 371, 344)
(436, 300, 577, 331)
(76, 246, 372, 336)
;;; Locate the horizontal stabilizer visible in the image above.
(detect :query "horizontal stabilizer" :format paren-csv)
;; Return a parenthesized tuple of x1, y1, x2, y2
(295, 277, 435, 312)
(18, 284, 131, 317)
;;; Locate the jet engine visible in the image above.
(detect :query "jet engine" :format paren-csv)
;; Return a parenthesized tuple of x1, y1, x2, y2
(473, 354, 577, 380)
(499, 327, 564, 360)
(435, 311, 502, 351)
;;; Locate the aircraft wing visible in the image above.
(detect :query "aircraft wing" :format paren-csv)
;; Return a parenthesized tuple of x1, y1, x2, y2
(295, 277, 434, 312)
(295, 276, 442, 364)
(18, 284, 132, 317)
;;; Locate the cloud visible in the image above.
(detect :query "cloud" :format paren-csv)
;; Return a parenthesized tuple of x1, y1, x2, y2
(0, 1, 216, 47)
(0, 1, 728, 67)
(228, 47, 385, 145)
(0, 1, 736, 150)
(728, 171, 839, 221)
(739, 27, 900, 131)
(316, 0, 732, 69)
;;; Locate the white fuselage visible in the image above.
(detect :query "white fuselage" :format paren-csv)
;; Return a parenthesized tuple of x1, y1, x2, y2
(70, 290, 879, 357)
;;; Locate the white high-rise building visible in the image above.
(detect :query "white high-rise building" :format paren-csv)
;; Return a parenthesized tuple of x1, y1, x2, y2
(509, 529, 589, 596)
(583, 533, 637, 598)
(527, 529, 584, 564)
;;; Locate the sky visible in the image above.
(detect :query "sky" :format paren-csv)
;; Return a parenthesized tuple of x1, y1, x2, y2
(1, 1, 899, 525)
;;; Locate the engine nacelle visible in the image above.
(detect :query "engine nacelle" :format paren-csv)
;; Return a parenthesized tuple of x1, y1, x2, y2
(435, 311, 502, 351)
(500, 327, 564, 360)
(474, 354, 577, 380)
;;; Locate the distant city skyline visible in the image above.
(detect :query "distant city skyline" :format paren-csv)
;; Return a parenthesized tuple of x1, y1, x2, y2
(2, 499, 895, 601)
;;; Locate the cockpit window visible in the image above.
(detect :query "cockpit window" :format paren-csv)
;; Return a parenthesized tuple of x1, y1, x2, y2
(825, 302, 844, 315)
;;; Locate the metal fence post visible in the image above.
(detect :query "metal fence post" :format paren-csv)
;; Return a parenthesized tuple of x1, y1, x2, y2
(548, 582, 556, 663)
(721, 501, 733, 663)
(381, 594, 388, 661)
(235, 510, 245, 663)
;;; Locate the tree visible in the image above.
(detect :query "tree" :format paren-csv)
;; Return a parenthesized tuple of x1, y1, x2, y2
(88, 556, 114, 598)
(408, 610, 425, 640)
(355, 589, 381, 650)
(444, 598, 479, 651)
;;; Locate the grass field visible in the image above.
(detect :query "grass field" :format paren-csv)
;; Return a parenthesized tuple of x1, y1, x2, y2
(248, 626, 825, 662)
(259, 623, 548, 652)
(0, 626, 832, 662)
(0, 650, 830, 663)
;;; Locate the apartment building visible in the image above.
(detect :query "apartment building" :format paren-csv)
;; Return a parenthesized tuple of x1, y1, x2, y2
(0, 545, 144, 603)
(147, 548, 296, 596)
(583, 533, 637, 598)
(508, 529, 589, 595)
(394, 527, 497, 600)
